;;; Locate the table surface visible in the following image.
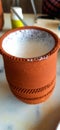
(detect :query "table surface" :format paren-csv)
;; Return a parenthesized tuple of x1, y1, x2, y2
(0, 13, 60, 130)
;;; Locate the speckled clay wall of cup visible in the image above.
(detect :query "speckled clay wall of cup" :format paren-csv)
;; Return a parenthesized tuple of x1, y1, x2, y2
(0, 0, 4, 30)
(0, 26, 60, 104)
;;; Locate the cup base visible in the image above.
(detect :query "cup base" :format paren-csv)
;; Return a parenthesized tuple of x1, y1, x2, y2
(10, 84, 55, 104)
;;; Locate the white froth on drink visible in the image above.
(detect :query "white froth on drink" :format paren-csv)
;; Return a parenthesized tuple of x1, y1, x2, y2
(2, 29, 55, 58)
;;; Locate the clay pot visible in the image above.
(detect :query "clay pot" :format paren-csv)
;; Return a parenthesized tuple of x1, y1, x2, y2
(0, 26, 60, 104)
(0, 0, 4, 30)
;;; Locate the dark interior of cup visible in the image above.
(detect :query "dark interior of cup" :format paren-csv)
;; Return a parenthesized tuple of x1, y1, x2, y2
(2, 29, 55, 58)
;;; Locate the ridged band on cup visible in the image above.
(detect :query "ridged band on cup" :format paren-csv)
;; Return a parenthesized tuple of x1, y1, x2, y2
(9, 76, 56, 104)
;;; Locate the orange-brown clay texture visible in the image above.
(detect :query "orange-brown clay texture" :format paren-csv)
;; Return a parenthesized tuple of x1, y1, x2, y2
(0, 0, 4, 30)
(0, 26, 59, 104)
(3, 50, 57, 104)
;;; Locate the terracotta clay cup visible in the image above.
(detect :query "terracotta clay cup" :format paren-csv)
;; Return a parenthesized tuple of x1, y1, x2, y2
(0, 0, 4, 30)
(0, 26, 60, 104)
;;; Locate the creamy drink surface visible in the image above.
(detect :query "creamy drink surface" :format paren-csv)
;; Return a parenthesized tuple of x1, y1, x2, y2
(2, 29, 55, 58)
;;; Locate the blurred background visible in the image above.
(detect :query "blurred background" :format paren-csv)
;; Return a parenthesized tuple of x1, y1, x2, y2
(2, 0, 42, 13)
(2, 0, 60, 19)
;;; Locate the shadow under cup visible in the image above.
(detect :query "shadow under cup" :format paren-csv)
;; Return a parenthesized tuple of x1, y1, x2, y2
(0, 26, 59, 104)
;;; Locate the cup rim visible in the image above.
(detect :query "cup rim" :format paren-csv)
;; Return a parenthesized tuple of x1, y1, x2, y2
(0, 26, 59, 62)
